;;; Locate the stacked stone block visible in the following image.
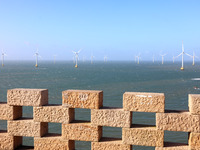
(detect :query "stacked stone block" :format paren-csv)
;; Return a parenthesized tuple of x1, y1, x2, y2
(122, 92, 165, 149)
(0, 88, 200, 149)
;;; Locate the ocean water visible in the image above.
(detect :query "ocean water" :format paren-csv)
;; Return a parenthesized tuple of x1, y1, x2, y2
(0, 60, 200, 149)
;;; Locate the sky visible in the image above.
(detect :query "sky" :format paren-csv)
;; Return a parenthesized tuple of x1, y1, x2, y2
(0, 0, 200, 61)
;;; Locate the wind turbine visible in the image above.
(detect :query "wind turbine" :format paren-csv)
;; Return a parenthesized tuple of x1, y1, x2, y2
(1, 49, 6, 67)
(72, 49, 81, 68)
(175, 41, 192, 70)
(91, 54, 95, 64)
(187, 51, 198, 66)
(153, 55, 155, 63)
(135, 54, 141, 64)
(104, 56, 108, 63)
(53, 55, 57, 64)
(160, 54, 167, 65)
(173, 56, 175, 63)
(34, 49, 40, 67)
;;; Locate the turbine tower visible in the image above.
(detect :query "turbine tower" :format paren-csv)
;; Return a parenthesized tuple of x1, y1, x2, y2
(91, 54, 95, 64)
(104, 56, 108, 63)
(53, 55, 57, 64)
(187, 51, 198, 66)
(34, 49, 40, 67)
(176, 41, 191, 70)
(1, 49, 6, 67)
(153, 55, 155, 63)
(160, 54, 167, 65)
(135, 54, 140, 64)
(173, 56, 175, 63)
(72, 49, 81, 68)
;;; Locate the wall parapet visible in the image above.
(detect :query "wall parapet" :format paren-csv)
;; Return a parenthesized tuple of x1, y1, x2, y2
(0, 88, 199, 149)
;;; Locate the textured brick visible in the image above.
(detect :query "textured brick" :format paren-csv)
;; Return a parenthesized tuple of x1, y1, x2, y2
(34, 105, 74, 123)
(122, 125, 164, 147)
(0, 132, 22, 150)
(0, 102, 22, 120)
(34, 134, 74, 150)
(189, 94, 200, 115)
(91, 107, 131, 128)
(62, 90, 103, 109)
(8, 119, 48, 137)
(156, 110, 200, 132)
(92, 138, 131, 150)
(7, 88, 48, 106)
(155, 142, 189, 150)
(123, 92, 165, 113)
(189, 132, 200, 149)
(62, 121, 102, 142)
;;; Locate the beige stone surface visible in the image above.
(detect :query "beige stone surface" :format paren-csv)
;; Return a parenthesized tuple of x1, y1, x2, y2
(7, 88, 48, 106)
(122, 125, 164, 147)
(62, 90, 103, 109)
(34, 105, 74, 123)
(91, 107, 131, 128)
(92, 138, 132, 150)
(155, 142, 190, 150)
(123, 92, 165, 113)
(189, 94, 200, 115)
(189, 132, 200, 149)
(156, 110, 200, 132)
(0, 102, 22, 120)
(0, 132, 22, 150)
(34, 134, 74, 150)
(62, 121, 102, 142)
(8, 119, 48, 137)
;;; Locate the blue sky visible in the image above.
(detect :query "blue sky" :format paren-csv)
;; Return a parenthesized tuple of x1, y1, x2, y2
(0, 0, 200, 61)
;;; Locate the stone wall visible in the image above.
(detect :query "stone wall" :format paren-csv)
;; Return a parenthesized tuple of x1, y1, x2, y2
(0, 88, 199, 149)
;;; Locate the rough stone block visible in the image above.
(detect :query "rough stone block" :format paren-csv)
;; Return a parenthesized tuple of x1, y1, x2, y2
(189, 132, 200, 149)
(62, 90, 103, 109)
(8, 119, 48, 137)
(34, 134, 74, 150)
(189, 94, 200, 115)
(92, 138, 132, 150)
(123, 92, 165, 113)
(62, 121, 102, 142)
(156, 110, 200, 132)
(122, 125, 164, 147)
(0, 132, 22, 150)
(155, 142, 189, 150)
(0, 102, 22, 120)
(7, 88, 48, 106)
(34, 105, 74, 123)
(91, 107, 131, 128)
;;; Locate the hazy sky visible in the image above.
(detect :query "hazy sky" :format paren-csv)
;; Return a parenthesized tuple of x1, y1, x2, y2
(0, 0, 200, 61)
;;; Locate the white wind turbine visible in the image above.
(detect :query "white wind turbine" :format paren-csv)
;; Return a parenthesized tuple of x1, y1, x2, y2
(135, 54, 141, 64)
(160, 54, 167, 65)
(153, 55, 155, 63)
(72, 49, 81, 68)
(53, 55, 57, 64)
(104, 55, 108, 63)
(173, 56, 175, 63)
(1, 49, 7, 67)
(91, 54, 95, 64)
(187, 51, 198, 66)
(34, 49, 41, 67)
(175, 41, 192, 70)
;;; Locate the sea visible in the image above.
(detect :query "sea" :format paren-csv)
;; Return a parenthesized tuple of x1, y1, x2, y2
(0, 60, 200, 150)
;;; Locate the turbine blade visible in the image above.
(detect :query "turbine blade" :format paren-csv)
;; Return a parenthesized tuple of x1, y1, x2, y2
(185, 53, 192, 58)
(175, 53, 182, 58)
(77, 49, 82, 53)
